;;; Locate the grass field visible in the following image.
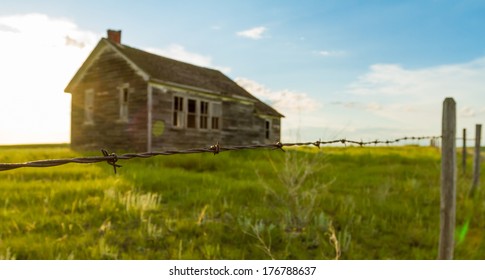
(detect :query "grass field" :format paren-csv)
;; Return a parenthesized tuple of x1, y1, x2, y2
(0, 144, 483, 260)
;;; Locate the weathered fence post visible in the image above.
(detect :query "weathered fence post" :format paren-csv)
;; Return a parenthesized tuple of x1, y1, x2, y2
(438, 97, 456, 260)
(462, 128, 467, 174)
(470, 124, 482, 196)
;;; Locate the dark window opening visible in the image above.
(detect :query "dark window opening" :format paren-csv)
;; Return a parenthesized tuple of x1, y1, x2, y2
(200, 101, 209, 129)
(187, 99, 196, 128)
(265, 120, 270, 139)
(173, 96, 184, 127)
(123, 88, 129, 103)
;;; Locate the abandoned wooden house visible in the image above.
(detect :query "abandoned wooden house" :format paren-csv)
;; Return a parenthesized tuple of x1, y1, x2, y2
(65, 30, 283, 151)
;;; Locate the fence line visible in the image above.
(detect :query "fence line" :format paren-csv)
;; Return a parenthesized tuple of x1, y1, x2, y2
(0, 135, 441, 173)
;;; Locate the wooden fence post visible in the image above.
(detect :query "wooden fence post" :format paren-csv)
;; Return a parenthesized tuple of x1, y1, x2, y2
(462, 128, 467, 175)
(438, 97, 456, 260)
(470, 124, 482, 196)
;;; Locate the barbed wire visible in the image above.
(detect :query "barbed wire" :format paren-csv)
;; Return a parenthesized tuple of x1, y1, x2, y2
(0, 135, 442, 173)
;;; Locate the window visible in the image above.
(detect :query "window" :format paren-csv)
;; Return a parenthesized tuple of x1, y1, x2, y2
(119, 87, 129, 122)
(187, 99, 197, 128)
(211, 103, 222, 130)
(84, 89, 94, 124)
(173, 96, 184, 127)
(200, 101, 209, 129)
(265, 120, 271, 139)
(172, 95, 221, 130)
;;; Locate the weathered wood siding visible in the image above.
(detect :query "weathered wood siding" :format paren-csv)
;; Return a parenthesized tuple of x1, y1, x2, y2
(71, 47, 148, 151)
(150, 87, 281, 150)
(221, 100, 260, 145)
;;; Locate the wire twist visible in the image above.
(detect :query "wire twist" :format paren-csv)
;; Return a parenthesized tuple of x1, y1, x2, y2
(101, 149, 122, 174)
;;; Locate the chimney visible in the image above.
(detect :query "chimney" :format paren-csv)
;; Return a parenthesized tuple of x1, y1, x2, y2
(107, 29, 121, 44)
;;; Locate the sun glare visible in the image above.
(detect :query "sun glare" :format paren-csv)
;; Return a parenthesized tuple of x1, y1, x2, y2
(0, 14, 98, 144)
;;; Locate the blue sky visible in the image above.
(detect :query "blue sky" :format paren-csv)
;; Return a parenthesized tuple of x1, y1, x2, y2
(1, 0, 484, 144)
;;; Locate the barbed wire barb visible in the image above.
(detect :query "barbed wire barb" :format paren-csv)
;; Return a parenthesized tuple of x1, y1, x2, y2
(275, 141, 285, 152)
(101, 149, 122, 174)
(313, 139, 321, 149)
(209, 142, 220, 155)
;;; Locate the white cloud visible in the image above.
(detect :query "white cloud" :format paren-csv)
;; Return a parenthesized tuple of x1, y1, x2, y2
(65, 35, 86, 48)
(0, 13, 99, 144)
(337, 57, 485, 140)
(331, 101, 382, 112)
(145, 44, 231, 73)
(236, 26, 267, 40)
(348, 59, 485, 100)
(235, 77, 327, 142)
(0, 23, 19, 32)
(316, 50, 346, 57)
(459, 106, 476, 118)
(235, 77, 320, 113)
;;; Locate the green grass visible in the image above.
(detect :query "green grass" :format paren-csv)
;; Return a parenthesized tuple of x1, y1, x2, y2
(0, 145, 484, 259)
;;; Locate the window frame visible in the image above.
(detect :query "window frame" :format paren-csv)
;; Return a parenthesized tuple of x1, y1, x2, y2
(173, 95, 185, 128)
(200, 100, 209, 130)
(118, 83, 130, 122)
(187, 98, 197, 129)
(265, 119, 271, 139)
(172, 93, 222, 130)
(210, 102, 222, 130)
(83, 89, 95, 125)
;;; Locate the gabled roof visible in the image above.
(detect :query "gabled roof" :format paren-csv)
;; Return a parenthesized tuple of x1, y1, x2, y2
(65, 38, 283, 118)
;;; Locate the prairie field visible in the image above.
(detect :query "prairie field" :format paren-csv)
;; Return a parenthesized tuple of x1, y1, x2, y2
(0, 144, 483, 260)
